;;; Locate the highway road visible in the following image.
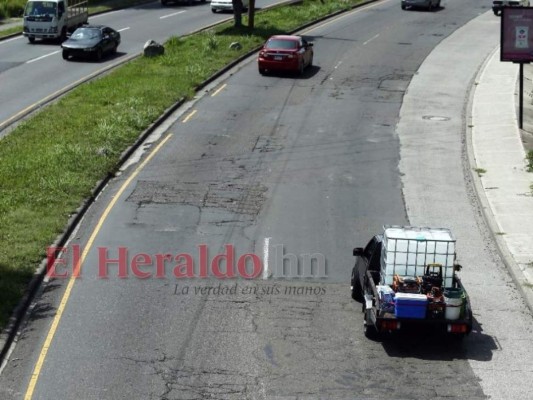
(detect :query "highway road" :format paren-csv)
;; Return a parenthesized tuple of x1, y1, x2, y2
(2, 0, 533, 399)
(0, 0, 281, 134)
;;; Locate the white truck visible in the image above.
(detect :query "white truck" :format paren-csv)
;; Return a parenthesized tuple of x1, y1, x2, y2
(23, 0, 88, 43)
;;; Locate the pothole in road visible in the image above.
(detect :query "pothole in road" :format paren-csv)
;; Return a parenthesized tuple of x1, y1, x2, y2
(127, 181, 267, 215)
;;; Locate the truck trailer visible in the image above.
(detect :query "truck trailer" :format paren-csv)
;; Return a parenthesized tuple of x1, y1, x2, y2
(23, 0, 88, 43)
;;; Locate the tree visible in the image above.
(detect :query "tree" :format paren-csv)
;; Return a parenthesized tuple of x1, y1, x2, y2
(232, 0, 244, 28)
(248, 0, 255, 29)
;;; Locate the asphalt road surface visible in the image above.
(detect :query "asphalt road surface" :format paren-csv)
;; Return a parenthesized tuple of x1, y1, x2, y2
(0, 0, 281, 133)
(2, 0, 533, 399)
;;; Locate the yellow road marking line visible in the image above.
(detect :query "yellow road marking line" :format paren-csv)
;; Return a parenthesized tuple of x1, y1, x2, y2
(211, 83, 227, 97)
(182, 109, 197, 123)
(22, 2, 391, 396)
(0, 60, 131, 132)
(24, 134, 173, 400)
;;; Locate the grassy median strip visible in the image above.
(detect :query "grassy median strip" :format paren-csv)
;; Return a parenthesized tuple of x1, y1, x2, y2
(0, 0, 365, 329)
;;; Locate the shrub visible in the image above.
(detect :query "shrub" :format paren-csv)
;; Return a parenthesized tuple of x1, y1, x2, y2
(527, 150, 533, 172)
(0, 0, 25, 18)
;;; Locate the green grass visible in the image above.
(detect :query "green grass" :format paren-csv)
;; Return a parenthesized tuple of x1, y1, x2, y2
(0, 0, 24, 19)
(0, 22, 21, 37)
(474, 167, 486, 177)
(0, 0, 366, 328)
(527, 149, 533, 172)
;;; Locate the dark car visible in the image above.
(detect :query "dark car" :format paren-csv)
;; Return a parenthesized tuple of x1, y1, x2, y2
(257, 35, 313, 76)
(61, 25, 120, 61)
(401, 0, 440, 10)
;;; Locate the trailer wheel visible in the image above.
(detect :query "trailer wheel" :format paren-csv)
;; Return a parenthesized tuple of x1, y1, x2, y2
(28, 36, 35, 44)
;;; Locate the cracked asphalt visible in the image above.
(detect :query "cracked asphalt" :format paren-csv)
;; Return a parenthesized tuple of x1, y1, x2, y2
(2, 1, 533, 399)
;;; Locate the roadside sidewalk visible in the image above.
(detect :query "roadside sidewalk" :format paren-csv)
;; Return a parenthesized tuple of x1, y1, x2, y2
(471, 49, 533, 308)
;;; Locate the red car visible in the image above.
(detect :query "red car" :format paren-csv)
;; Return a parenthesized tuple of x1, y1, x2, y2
(258, 35, 314, 75)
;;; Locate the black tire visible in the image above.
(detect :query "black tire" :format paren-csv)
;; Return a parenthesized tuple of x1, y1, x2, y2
(112, 42, 118, 54)
(59, 27, 67, 43)
(259, 68, 266, 75)
(211, 8, 217, 12)
(363, 308, 379, 339)
(436, 0, 440, 7)
(308, 54, 313, 68)
(96, 47, 103, 61)
(298, 61, 304, 76)
(364, 322, 378, 339)
(28, 36, 35, 44)
(351, 266, 363, 302)
(62, 50, 69, 60)
(161, 0, 168, 5)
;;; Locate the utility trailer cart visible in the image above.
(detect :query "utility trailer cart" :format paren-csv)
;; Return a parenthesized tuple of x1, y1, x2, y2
(351, 226, 473, 339)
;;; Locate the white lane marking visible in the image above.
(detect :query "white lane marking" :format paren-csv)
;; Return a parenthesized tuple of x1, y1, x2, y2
(26, 50, 61, 64)
(334, 60, 342, 69)
(118, 27, 130, 32)
(363, 33, 379, 46)
(263, 237, 271, 279)
(90, 9, 124, 19)
(160, 10, 186, 19)
(0, 35, 24, 45)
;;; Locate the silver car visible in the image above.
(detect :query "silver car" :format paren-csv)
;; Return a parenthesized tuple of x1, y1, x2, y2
(211, 0, 250, 13)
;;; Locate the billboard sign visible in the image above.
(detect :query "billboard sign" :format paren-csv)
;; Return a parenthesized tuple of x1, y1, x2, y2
(501, 7, 533, 62)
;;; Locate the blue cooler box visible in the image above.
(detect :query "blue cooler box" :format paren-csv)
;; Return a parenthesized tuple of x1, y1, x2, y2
(394, 293, 428, 319)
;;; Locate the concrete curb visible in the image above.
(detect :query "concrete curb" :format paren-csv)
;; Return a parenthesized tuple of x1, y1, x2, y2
(465, 47, 533, 315)
(0, 0, 377, 368)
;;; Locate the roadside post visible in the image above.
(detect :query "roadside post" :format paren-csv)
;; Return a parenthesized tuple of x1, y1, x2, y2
(500, 7, 533, 129)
